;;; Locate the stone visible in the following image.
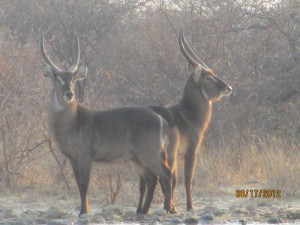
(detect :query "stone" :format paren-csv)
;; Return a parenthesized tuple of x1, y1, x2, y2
(267, 217, 281, 224)
(289, 210, 300, 220)
(212, 209, 226, 217)
(200, 212, 214, 221)
(246, 205, 257, 212)
(102, 205, 124, 216)
(233, 208, 249, 215)
(108, 214, 122, 222)
(166, 216, 181, 224)
(90, 213, 106, 223)
(122, 211, 136, 221)
(1, 209, 17, 219)
(46, 206, 66, 219)
(5, 219, 28, 225)
(152, 208, 167, 216)
(135, 214, 154, 222)
(47, 219, 71, 225)
(77, 218, 90, 225)
(35, 217, 48, 224)
(79, 214, 91, 220)
(257, 201, 269, 207)
(183, 217, 198, 224)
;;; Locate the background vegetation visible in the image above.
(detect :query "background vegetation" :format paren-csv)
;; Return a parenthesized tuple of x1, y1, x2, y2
(0, 0, 299, 203)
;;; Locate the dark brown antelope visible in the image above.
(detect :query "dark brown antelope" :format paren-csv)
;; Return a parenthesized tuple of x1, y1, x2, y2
(40, 35, 174, 216)
(140, 29, 232, 212)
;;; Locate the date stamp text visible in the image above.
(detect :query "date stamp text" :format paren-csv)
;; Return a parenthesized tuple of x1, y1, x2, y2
(236, 189, 281, 198)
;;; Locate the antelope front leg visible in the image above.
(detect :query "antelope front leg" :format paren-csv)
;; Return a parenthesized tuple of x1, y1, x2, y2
(184, 150, 197, 211)
(70, 159, 92, 216)
(171, 169, 178, 213)
(136, 177, 145, 214)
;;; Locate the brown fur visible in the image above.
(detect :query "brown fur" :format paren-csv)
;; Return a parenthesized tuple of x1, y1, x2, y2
(139, 32, 232, 212)
(41, 37, 175, 216)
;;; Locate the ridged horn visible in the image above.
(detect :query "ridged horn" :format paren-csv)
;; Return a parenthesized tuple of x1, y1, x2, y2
(41, 34, 62, 73)
(179, 29, 209, 70)
(68, 37, 80, 73)
(179, 29, 199, 67)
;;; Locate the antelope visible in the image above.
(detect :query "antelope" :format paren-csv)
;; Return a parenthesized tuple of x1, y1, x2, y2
(140, 29, 232, 212)
(40, 35, 174, 215)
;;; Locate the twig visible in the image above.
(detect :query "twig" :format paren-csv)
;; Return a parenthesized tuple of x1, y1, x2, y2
(47, 138, 71, 193)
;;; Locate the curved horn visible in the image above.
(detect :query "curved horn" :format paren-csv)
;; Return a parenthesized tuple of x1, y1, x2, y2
(41, 34, 62, 73)
(179, 29, 199, 67)
(179, 29, 209, 69)
(68, 37, 80, 73)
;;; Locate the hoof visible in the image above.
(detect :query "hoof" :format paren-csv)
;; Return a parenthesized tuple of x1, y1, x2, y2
(79, 212, 89, 218)
(169, 208, 177, 214)
(165, 207, 177, 214)
(137, 208, 149, 215)
(187, 208, 194, 213)
(187, 205, 194, 212)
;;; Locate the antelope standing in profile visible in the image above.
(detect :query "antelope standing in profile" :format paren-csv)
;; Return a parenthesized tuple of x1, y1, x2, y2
(40, 35, 174, 215)
(140, 30, 232, 212)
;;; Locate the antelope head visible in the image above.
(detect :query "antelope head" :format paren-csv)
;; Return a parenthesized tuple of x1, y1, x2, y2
(41, 34, 87, 107)
(179, 29, 232, 102)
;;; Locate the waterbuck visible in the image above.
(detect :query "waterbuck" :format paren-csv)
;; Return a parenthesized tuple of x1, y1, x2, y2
(40, 35, 174, 215)
(140, 29, 232, 212)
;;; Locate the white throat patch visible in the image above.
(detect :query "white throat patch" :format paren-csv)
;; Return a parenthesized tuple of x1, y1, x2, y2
(54, 91, 64, 111)
(201, 87, 209, 102)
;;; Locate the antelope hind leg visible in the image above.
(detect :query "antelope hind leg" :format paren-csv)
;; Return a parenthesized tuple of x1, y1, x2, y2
(141, 170, 157, 214)
(136, 177, 146, 214)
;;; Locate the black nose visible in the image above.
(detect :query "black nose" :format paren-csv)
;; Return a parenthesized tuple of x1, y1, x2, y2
(64, 91, 74, 100)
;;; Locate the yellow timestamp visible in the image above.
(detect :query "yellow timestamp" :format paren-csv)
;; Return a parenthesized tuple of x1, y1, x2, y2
(236, 189, 281, 198)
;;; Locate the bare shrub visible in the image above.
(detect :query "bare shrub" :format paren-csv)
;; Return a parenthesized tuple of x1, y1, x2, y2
(0, 0, 298, 201)
(0, 35, 48, 188)
(92, 165, 131, 204)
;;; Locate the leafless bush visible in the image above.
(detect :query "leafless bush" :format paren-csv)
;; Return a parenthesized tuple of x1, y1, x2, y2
(0, 0, 298, 198)
(92, 165, 131, 204)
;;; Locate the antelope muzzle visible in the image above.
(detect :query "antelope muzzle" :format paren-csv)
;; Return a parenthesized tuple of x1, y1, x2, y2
(64, 91, 74, 102)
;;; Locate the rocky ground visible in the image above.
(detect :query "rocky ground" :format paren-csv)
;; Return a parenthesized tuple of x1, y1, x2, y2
(0, 185, 300, 225)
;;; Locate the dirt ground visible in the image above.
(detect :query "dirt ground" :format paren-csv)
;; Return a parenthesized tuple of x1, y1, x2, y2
(0, 184, 300, 225)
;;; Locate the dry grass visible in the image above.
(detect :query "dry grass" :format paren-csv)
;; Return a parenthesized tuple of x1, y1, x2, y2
(193, 131, 300, 198)
(2, 94, 299, 202)
(262, 137, 300, 198)
(2, 131, 299, 202)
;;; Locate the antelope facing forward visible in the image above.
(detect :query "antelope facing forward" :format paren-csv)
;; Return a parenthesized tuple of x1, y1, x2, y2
(140, 30, 232, 212)
(40, 35, 174, 215)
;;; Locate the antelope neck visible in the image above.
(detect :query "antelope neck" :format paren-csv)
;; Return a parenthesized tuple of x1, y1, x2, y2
(200, 85, 210, 103)
(179, 78, 212, 133)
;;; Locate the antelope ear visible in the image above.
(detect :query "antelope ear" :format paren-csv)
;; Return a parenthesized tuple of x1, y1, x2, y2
(192, 65, 203, 83)
(74, 66, 87, 81)
(43, 64, 55, 79)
